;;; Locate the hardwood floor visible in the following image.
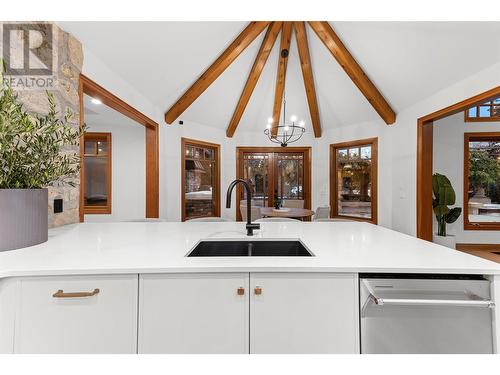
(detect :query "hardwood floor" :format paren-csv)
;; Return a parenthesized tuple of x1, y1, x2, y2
(456, 244, 500, 263)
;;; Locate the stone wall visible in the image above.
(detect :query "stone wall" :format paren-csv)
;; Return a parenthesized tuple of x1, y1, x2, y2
(1, 22, 83, 227)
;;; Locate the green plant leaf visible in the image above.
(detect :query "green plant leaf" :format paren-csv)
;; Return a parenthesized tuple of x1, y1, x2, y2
(433, 205, 450, 217)
(438, 185, 456, 206)
(445, 207, 462, 224)
(0, 72, 84, 189)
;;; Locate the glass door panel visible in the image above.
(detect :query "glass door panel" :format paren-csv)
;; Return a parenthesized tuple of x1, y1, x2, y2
(336, 144, 372, 219)
(241, 153, 270, 207)
(275, 153, 304, 207)
(237, 148, 310, 220)
(83, 133, 111, 214)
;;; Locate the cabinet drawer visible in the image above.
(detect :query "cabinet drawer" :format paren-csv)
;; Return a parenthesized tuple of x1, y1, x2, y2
(15, 274, 138, 353)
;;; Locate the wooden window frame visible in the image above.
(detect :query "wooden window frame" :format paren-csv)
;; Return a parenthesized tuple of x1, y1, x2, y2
(330, 138, 378, 224)
(79, 74, 159, 222)
(417, 85, 500, 241)
(83, 132, 112, 214)
(235, 146, 312, 221)
(463, 132, 500, 231)
(464, 99, 500, 123)
(181, 138, 221, 221)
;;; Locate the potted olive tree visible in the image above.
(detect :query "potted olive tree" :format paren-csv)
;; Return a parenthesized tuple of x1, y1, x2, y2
(0, 68, 83, 251)
(432, 173, 462, 249)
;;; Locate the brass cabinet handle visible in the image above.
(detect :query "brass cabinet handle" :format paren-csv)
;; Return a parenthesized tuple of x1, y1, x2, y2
(52, 288, 100, 298)
(254, 286, 262, 295)
(237, 287, 245, 296)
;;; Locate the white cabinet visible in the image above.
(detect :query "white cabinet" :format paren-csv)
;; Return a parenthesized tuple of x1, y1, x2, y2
(0, 278, 17, 353)
(250, 273, 359, 354)
(138, 273, 249, 353)
(14, 274, 138, 353)
(138, 272, 359, 354)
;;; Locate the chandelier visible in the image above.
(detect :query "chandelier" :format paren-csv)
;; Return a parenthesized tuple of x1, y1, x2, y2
(264, 96, 306, 147)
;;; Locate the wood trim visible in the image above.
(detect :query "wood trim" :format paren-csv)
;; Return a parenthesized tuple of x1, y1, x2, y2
(145, 126, 159, 218)
(271, 22, 293, 137)
(463, 132, 500, 231)
(181, 138, 221, 222)
(235, 146, 312, 221)
(464, 110, 500, 123)
(416, 119, 434, 240)
(165, 22, 270, 124)
(294, 22, 321, 138)
(329, 138, 378, 224)
(416, 85, 500, 241)
(79, 74, 160, 220)
(79, 76, 85, 222)
(308, 21, 396, 125)
(82, 132, 112, 215)
(226, 22, 282, 137)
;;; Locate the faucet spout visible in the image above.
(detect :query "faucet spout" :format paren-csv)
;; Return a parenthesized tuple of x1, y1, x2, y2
(226, 179, 260, 236)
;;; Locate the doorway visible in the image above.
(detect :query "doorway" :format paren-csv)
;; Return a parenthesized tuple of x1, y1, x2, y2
(235, 147, 311, 221)
(79, 75, 159, 222)
(416, 85, 500, 240)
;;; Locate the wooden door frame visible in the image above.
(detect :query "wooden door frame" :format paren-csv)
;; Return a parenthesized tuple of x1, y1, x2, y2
(79, 74, 159, 222)
(235, 146, 312, 221)
(329, 137, 378, 224)
(416, 85, 500, 241)
(181, 138, 221, 221)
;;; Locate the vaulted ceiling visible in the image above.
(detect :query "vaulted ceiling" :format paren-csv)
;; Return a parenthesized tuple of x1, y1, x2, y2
(59, 21, 500, 134)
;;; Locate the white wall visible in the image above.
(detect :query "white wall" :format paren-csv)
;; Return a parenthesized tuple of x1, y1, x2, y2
(386, 61, 500, 237)
(84, 103, 146, 222)
(433, 112, 500, 243)
(77, 35, 500, 235)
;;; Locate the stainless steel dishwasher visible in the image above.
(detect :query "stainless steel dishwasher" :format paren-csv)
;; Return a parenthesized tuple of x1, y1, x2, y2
(360, 274, 495, 354)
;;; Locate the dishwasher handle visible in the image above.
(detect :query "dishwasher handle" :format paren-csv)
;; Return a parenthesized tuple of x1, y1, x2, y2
(362, 279, 495, 309)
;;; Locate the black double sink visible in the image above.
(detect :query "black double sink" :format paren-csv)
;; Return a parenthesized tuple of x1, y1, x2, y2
(187, 240, 313, 257)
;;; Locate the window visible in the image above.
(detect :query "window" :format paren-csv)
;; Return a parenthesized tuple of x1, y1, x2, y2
(465, 97, 500, 122)
(464, 132, 500, 230)
(83, 132, 112, 214)
(330, 138, 378, 223)
(181, 138, 220, 221)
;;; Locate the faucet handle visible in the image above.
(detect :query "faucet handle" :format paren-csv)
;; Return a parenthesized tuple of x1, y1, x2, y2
(246, 222, 260, 236)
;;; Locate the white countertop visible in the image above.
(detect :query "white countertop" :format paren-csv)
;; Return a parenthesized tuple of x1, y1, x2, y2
(0, 221, 499, 278)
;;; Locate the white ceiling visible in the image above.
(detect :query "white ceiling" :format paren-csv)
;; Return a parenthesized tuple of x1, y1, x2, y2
(60, 22, 500, 133)
(83, 94, 139, 130)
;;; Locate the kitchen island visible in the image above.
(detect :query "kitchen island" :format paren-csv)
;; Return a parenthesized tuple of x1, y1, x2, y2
(0, 221, 499, 354)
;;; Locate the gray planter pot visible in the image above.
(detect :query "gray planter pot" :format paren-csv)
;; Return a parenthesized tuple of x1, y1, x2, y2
(0, 188, 48, 251)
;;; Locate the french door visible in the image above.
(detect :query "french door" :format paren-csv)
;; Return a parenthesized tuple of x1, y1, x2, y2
(236, 147, 311, 221)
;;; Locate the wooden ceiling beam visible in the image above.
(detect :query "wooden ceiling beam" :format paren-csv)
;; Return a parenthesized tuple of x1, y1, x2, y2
(165, 21, 270, 124)
(308, 21, 396, 125)
(271, 22, 293, 137)
(294, 22, 321, 137)
(226, 22, 282, 137)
